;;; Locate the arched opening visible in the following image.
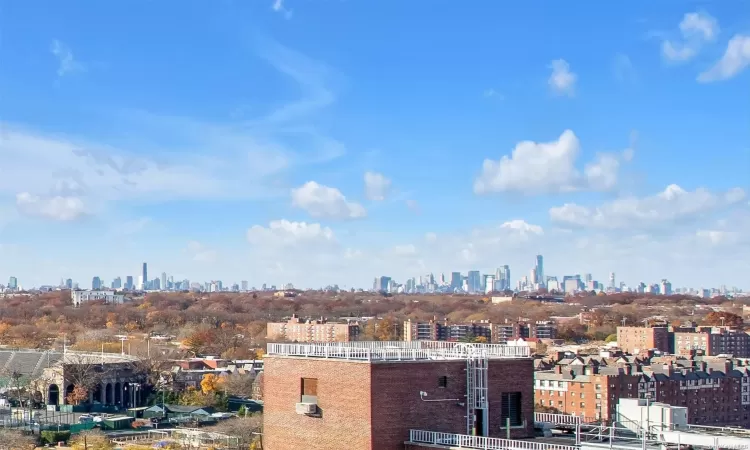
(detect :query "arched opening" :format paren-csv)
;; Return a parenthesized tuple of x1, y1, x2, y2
(105, 383, 113, 405)
(48, 384, 60, 406)
(114, 382, 122, 405)
(92, 385, 102, 404)
(65, 384, 74, 405)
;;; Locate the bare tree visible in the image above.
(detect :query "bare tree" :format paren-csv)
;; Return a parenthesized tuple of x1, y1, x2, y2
(62, 353, 111, 403)
(223, 373, 256, 399)
(0, 429, 37, 449)
(209, 415, 262, 448)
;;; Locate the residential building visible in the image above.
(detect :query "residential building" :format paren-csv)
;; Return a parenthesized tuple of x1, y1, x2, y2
(71, 289, 126, 307)
(617, 326, 670, 354)
(535, 355, 750, 428)
(674, 327, 750, 358)
(266, 315, 360, 343)
(263, 341, 534, 450)
(403, 319, 556, 344)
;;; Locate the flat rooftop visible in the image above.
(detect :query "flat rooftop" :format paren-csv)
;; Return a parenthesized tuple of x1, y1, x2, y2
(267, 341, 531, 362)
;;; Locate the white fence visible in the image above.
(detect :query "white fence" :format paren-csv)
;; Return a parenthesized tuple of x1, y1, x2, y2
(534, 413, 582, 425)
(267, 341, 530, 361)
(408, 430, 578, 450)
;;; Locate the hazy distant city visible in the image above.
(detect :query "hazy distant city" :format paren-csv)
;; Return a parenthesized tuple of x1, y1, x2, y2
(1, 254, 744, 299)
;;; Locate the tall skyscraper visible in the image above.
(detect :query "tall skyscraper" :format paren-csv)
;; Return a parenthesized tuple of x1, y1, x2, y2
(450, 272, 462, 290)
(241, 280, 249, 291)
(467, 270, 481, 293)
(503, 265, 511, 291)
(161, 272, 167, 291)
(8, 277, 17, 290)
(65, 278, 73, 289)
(609, 272, 616, 289)
(125, 276, 134, 290)
(535, 255, 544, 285)
(137, 275, 144, 290)
(92, 277, 101, 290)
(142, 263, 148, 288)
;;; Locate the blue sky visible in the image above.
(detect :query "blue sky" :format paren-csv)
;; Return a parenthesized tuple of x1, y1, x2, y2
(0, 1, 748, 290)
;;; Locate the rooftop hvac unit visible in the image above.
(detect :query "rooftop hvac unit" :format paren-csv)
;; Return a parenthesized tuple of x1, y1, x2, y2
(295, 402, 317, 415)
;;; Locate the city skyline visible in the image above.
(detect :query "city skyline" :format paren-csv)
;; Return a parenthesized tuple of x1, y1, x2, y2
(0, 3, 748, 289)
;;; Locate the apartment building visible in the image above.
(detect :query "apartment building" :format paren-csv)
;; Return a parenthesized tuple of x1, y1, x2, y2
(674, 327, 750, 358)
(266, 315, 360, 343)
(263, 341, 534, 450)
(616, 326, 670, 354)
(403, 319, 556, 343)
(535, 356, 750, 427)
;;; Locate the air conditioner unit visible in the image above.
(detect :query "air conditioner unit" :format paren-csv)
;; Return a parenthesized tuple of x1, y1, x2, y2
(295, 402, 317, 415)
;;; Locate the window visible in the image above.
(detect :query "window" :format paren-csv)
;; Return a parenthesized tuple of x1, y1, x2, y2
(438, 376, 448, 388)
(501, 392, 523, 426)
(301, 378, 318, 404)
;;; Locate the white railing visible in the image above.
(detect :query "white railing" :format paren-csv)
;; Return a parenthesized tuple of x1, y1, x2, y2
(408, 430, 578, 450)
(534, 413, 582, 425)
(267, 341, 530, 361)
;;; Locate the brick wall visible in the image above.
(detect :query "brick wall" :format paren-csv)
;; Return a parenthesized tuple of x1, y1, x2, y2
(487, 358, 535, 438)
(263, 357, 373, 450)
(264, 356, 534, 450)
(371, 361, 467, 449)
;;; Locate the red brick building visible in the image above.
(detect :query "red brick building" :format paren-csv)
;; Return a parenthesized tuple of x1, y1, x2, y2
(263, 341, 534, 450)
(617, 326, 670, 354)
(266, 314, 360, 343)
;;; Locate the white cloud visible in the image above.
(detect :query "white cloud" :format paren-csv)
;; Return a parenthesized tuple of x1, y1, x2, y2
(473, 130, 632, 195)
(115, 217, 151, 235)
(390, 244, 417, 257)
(548, 59, 576, 96)
(613, 53, 636, 82)
(549, 184, 746, 229)
(483, 88, 502, 99)
(696, 229, 740, 246)
(363, 171, 391, 201)
(271, 0, 293, 19)
(291, 181, 366, 219)
(500, 220, 543, 237)
(661, 11, 718, 62)
(186, 241, 218, 263)
(698, 35, 750, 82)
(247, 219, 335, 247)
(15, 192, 85, 221)
(50, 40, 85, 77)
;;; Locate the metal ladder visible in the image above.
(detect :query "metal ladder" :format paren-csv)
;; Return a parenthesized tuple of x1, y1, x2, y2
(465, 347, 489, 436)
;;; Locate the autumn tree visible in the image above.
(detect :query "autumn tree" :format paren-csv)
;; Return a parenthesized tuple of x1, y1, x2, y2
(201, 373, 223, 394)
(703, 311, 743, 327)
(63, 354, 110, 403)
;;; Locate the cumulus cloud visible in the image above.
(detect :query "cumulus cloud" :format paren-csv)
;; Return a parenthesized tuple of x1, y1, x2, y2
(16, 192, 85, 221)
(548, 59, 577, 96)
(661, 11, 719, 62)
(698, 35, 750, 82)
(186, 241, 218, 263)
(549, 184, 746, 229)
(271, 0, 293, 19)
(291, 181, 366, 219)
(247, 219, 335, 247)
(364, 171, 391, 201)
(473, 130, 632, 195)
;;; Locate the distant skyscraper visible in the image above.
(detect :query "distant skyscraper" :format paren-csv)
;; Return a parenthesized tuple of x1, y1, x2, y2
(535, 255, 544, 285)
(8, 277, 17, 290)
(241, 280, 249, 291)
(503, 265, 510, 291)
(137, 275, 144, 290)
(142, 263, 148, 288)
(161, 272, 167, 291)
(584, 273, 593, 283)
(125, 276, 134, 290)
(92, 277, 101, 290)
(65, 278, 73, 289)
(112, 277, 122, 289)
(467, 270, 481, 293)
(450, 272, 462, 290)
(609, 272, 616, 289)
